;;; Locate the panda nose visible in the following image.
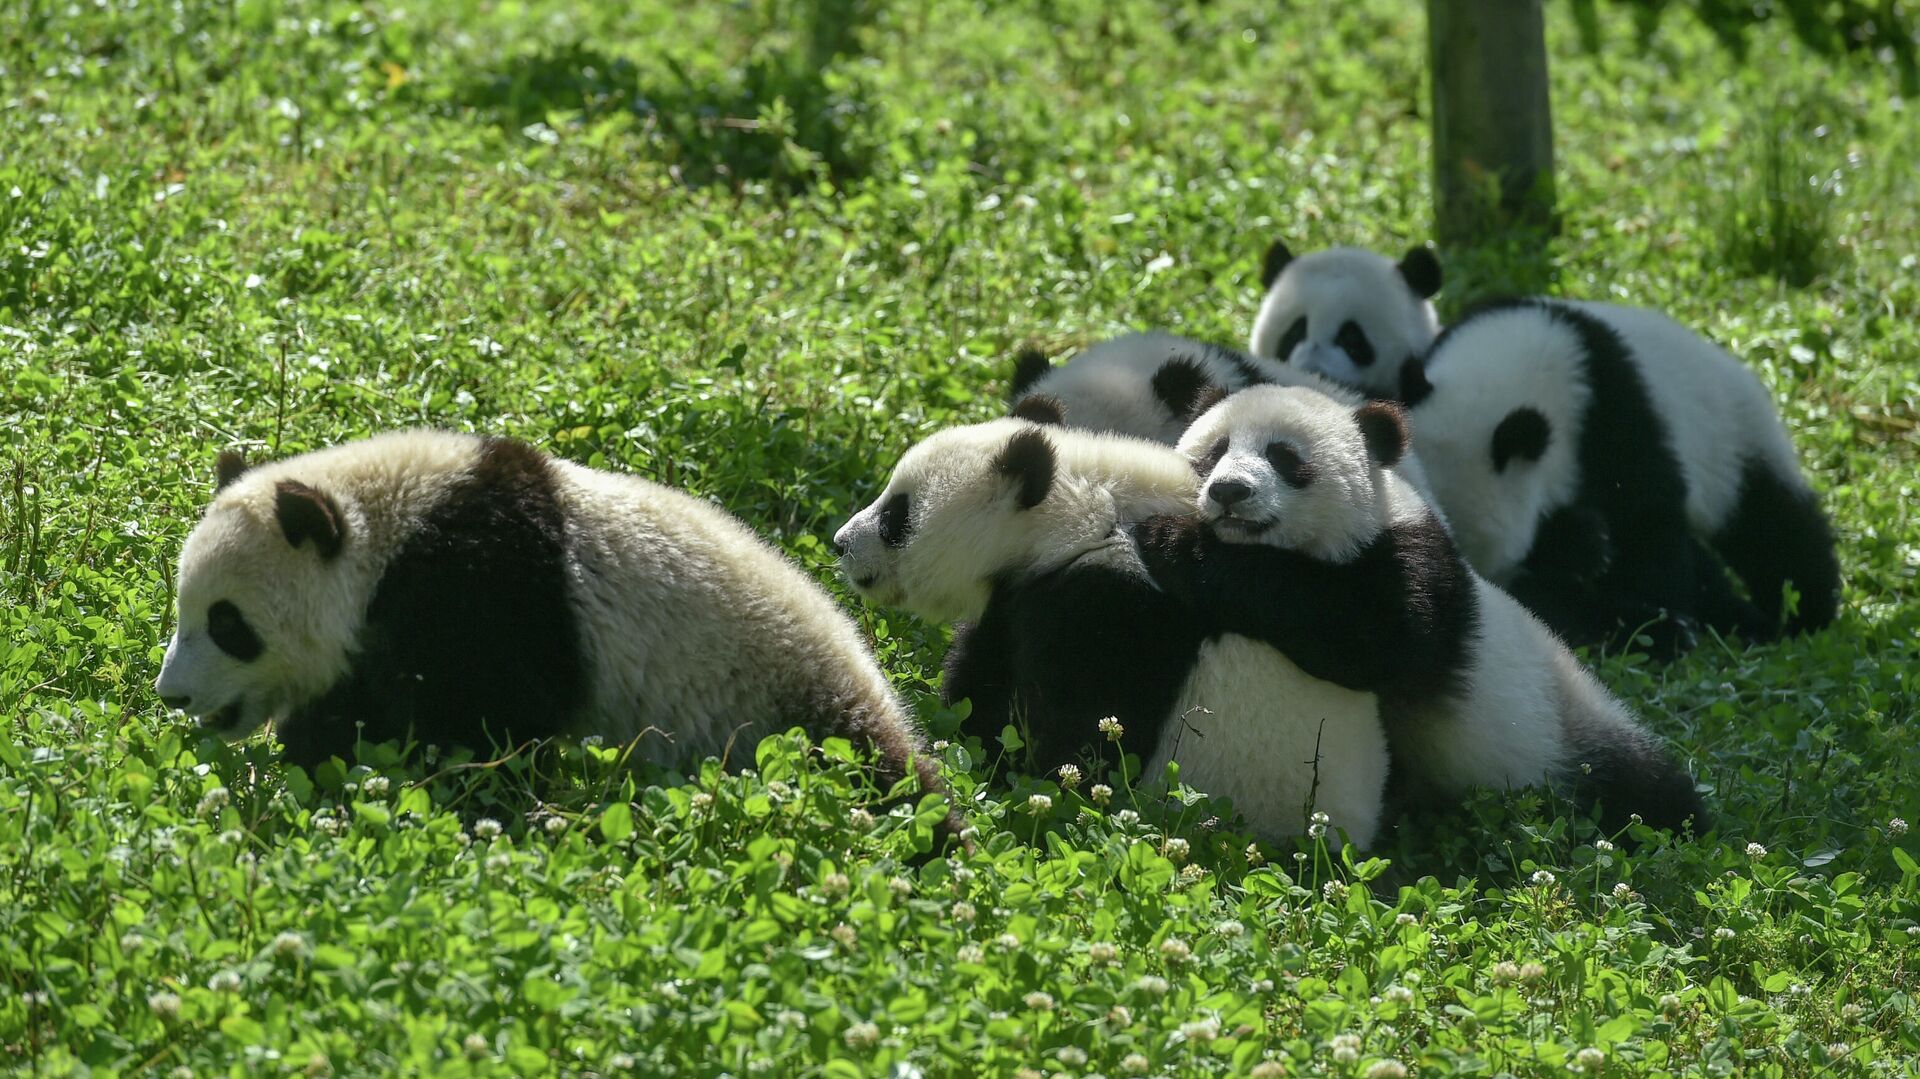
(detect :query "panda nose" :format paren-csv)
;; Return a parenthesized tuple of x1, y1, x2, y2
(161, 694, 192, 711)
(1208, 480, 1252, 507)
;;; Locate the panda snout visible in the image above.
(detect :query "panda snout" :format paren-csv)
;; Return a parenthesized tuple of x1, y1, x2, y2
(160, 693, 192, 711)
(1207, 479, 1252, 508)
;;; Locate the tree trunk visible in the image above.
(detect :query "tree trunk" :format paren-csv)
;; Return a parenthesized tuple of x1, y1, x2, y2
(1428, 0, 1556, 245)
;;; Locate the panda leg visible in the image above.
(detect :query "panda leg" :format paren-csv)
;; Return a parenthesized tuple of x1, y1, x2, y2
(1710, 460, 1841, 635)
(1502, 570, 1629, 653)
(1687, 538, 1773, 643)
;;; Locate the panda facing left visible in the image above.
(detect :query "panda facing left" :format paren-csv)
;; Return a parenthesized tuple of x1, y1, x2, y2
(154, 429, 952, 827)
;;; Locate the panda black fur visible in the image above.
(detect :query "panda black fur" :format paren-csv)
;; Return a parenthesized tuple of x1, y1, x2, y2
(833, 418, 1390, 847)
(1136, 386, 1708, 835)
(1402, 299, 1840, 655)
(1008, 331, 1354, 445)
(1248, 241, 1443, 401)
(155, 430, 948, 812)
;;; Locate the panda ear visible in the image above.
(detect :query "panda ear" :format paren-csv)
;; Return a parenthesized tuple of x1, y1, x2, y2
(215, 450, 250, 492)
(1491, 407, 1551, 473)
(993, 427, 1055, 510)
(1009, 347, 1052, 400)
(1397, 245, 1443, 299)
(1354, 401, 1408, 468)
(1397, 359, 1434, 407)
(1011, 393, 1065, 426)
(1186, 383, 1229, 425)
(1150, 357, 1214, 423)
(274, 480, 346, 559)
(1259, 239, 1294, 290)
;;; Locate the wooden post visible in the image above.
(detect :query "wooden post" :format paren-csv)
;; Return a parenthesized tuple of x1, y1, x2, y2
(1428, 0, 1556, 245)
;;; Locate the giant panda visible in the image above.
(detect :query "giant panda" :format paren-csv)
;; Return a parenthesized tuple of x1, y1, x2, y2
(1400, 298, 1841, 656)
(1135, 385, 1707, 835)
(153, 430, 950, 819)
(1007, 331, 1353, 445)
(1248, 241, 1443, 401)
(832, 418, 1390, 847)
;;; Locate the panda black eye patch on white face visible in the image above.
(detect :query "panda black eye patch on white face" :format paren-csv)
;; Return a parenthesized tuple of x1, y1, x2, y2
(1334, 320, 1375, 367)
(1195, 437, 1230, 478)
(877, 492, 911, 548)
(207, 600, 264, 662)
(1277, 317, 1307, 357)
(1265, 441, 1315, 488)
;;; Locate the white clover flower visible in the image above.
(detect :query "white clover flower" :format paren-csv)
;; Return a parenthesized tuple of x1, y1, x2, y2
(1322, 880, 1349, 903)
(361, 775, 390, 798)
(774, 1009, 807, 1029)
(272, 931, 307, 959)
(956, 944, 985, 964)
(196, 786, 230, 818)
(473, 818, 503, 840)
(1714, 927, 1736, 940)
(1491, 961, 1521, 985)
(689, 791, 714, 813)
(995, 932, 1021, 951)
(147, 991, 182, 1020)
(1159, 937, 1191, 963)
(1249, 1063, 1287, 1079)
(843, 1022, 880, 1050)
(951, 901, 977, 923)
(1659, 993, 1682, 1014)
(1613, 882, 1638, 904)
(1307, 822, 1327, 839)
(931, 739, 950, 752)
(454, 831, 472, 848)
(1383, 985, 1414, 1005)
(1789, 982, 1811, 997)
(766, 780, 793, 802)
(1245, 843, 1265, 866)
(1098, 717, 1124, 741)
(1119, 1053, 1150, 1075)
(1594, 839, 1615, 852)
(1114, 809, 1140, 827)
(1179, 863, 1207, 885)
(820, 872, 850, 896)
(1090, 783, 1113, 805)
(1027, 793, 1053, 814)
(1163, 837, 1190, 863)
(1180, 1016, 1220, 1043)
(1825, 1042, 1851, 1062)
(1215, 919, 1245, 938)
(484, 852, 511, 872)
(1395, 912, 1418, 927)
(1105, 1003, 1132, 1026)
(1089, 941, 1119, 964)
(830, 923, 857, 949)
(1023, 990, 1055, 1012)
(543, 816, 567, 836)
(1891, 817, 1909, 837)
(120, 932, 143, 953)
(208, 970, 241, 992)
(1745, 841, 1768, 860)
(1057, 763, 1082, 789)
(219, 829, 244, 846)
(1531, 869, 1557, 888)
(848, 807, 875, 832)
(1134, 974, 1170, 996)
(1365, 1062, 1407, 1079)
(887, 876, 913, 898)
(1056, 1046, 1088, 1067)
(609, 1052, 635, 1070)
(1519, 963, 1547, 984)
(1329, 1033, 1362, 1065)
(1310, 811, 1330, 826)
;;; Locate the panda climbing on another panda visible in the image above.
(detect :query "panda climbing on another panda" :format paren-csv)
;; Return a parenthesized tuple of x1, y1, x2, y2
(1248, 241, 1443, 402)
(1136, 385, 1708, 835)
(1007, 330, 1354, 445)
(153, 430, 952, 827)
(1401, 298, 1841, 656)
(833, 417, 1392, 847)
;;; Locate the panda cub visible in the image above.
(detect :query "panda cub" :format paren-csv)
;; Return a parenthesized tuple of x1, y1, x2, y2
(1248, 241, 1443, 401)
(1402, 299, 1840, 655)
(833, 418, 1390, 846)
(1137, 386, 1707, 835)
(1008, 331, 1352, 445)
(154, 430, 947, 815)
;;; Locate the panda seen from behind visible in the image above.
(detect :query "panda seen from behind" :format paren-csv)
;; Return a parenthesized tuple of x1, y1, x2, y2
(1136, 386, 1708, 836)
(1248, 241, 1443, 401)
(833, 418, 1391, 847)
(154, 430, 952, 830)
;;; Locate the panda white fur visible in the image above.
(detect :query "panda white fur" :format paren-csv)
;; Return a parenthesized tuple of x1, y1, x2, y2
(153, 430, 948, 813)
(1401, 299, 1840, 656)
(1007, 331, 1353, 445)
(1248, 242, 1443, 401)
(832, 418, 1390, 847)
(1136, 386, 1707, 834)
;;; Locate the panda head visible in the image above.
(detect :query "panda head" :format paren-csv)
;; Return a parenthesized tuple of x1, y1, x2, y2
(834, 419, 1194, 622)
(1177, 386, 1408, 562)
(1248, 242, 1442, 401)
(1403, 304, 1590, 580)
(1005, 333, 1240, 445)
(153, 449, 377, 741)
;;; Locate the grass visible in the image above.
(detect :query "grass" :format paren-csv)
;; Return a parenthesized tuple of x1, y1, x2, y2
(2, 0, 1918, 1075)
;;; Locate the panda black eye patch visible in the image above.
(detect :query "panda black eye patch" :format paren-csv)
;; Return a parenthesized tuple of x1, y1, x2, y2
(1334, 320, 1376, 367)
(1277, 317, 1308, 357)
(877, 492, 911, 548)
(1266, 441, 1315, 488)
(1195, 437, 1230, 477)
(207, 600, 264, 662)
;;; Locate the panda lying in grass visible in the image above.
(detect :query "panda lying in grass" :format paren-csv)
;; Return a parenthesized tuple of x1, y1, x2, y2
(833, 417, 1391, 847)
(1135, 385, 1708, 835)
(1247, 240, 1443, 402)
(153, 430, 950, 821)
(1402, 298, 1841, 657)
